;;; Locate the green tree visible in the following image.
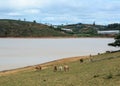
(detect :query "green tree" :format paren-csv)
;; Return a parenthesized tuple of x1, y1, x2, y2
(108, 34, 120, 47)
(93, 21, 95, 26)
(33, 20, 36, 23)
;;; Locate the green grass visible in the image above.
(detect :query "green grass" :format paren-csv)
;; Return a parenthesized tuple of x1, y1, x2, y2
(0, 52, 120, 86)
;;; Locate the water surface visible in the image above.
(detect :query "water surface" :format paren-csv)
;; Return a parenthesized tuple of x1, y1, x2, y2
(0, 38, 119, 71)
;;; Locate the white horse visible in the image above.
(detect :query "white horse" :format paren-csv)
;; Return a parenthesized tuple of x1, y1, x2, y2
(58, 66, 63, 71)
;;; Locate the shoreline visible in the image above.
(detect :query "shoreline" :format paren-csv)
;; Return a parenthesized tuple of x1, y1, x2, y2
(0, 36, 114, 39)
(0, 56, 89, 76)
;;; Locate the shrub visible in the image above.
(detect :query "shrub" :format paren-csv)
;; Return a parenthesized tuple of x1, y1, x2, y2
(80, 59, 83, 63)
(106, 72, 113, 79)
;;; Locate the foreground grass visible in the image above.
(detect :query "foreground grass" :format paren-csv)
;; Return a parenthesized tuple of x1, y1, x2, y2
(0, 52, 120, 86)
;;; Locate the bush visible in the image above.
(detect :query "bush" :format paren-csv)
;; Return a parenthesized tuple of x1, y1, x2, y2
(106, 72, 113, 79)
(93, 74, 99, 78)
(80, 59, 83, 63)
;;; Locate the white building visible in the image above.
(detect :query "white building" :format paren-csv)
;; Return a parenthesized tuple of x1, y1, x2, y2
(61, 28, 73, 32)
(97, 30, 119, 35)
(53, 25, 58, 28)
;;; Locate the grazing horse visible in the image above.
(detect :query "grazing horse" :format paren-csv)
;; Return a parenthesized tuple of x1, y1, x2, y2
(89, 54, 93, 62)
(58, 66, 63, 71)
(35, 65, 42, 71)
(54, 66, 57, 72)
(64, 65, 69, 72)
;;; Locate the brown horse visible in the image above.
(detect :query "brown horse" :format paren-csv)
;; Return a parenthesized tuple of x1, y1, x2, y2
(53, 65, 57, 72)
(64, 65, 69, 72)
(35, 65, 42, 71)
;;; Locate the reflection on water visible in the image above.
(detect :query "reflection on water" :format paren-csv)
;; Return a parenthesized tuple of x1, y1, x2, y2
(0, 38, 119, 71)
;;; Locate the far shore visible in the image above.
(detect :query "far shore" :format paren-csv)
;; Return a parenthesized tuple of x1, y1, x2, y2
(0, 36, 114, 39)
(0, 56, 89, 76)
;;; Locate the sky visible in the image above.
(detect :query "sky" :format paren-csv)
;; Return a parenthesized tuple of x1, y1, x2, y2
(0, 0, 120, 25)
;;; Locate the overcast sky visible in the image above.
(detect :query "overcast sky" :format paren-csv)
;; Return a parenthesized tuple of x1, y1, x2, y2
(0, 0, 120, 25)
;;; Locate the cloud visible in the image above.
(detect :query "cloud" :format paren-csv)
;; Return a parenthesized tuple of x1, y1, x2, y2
(0, 0, 120, 24)
(24, 9, 40, 14)
(6, 12, 22, 16)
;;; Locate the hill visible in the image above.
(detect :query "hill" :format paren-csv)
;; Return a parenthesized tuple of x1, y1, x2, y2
(0, 52, 120, 86)
(60, 23, 104, 36)
(0, 19, 119, 37)
(0, 19, 70, 37)
(60, 23, 120, 37)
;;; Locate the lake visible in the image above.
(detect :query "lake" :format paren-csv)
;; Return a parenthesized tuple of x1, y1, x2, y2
(0, 38, 119, 71)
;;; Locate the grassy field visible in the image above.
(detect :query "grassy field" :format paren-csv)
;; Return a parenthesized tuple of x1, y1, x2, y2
(0, 52, 120, 86)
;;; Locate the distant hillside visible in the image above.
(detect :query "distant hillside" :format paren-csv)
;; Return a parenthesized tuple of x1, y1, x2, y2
(58, 23, 104, 37)
(62, 23, 120, 31)
(0, 19, 119, 37)
(0, 19, 70, 37)
(60, 23, 120, 37)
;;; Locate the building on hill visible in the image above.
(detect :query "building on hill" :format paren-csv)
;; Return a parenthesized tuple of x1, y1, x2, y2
(97, 30, 119, 35)
(61, 28, 73, 32)
(53, 25, 58, 28)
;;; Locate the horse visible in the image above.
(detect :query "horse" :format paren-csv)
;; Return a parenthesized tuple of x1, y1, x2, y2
(58, 66, 63, 71)
(89, 54, 93, 62)
(53, 65, 57, 72)
(64, 65, 69, 72)
(35, 65, 42, 71)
